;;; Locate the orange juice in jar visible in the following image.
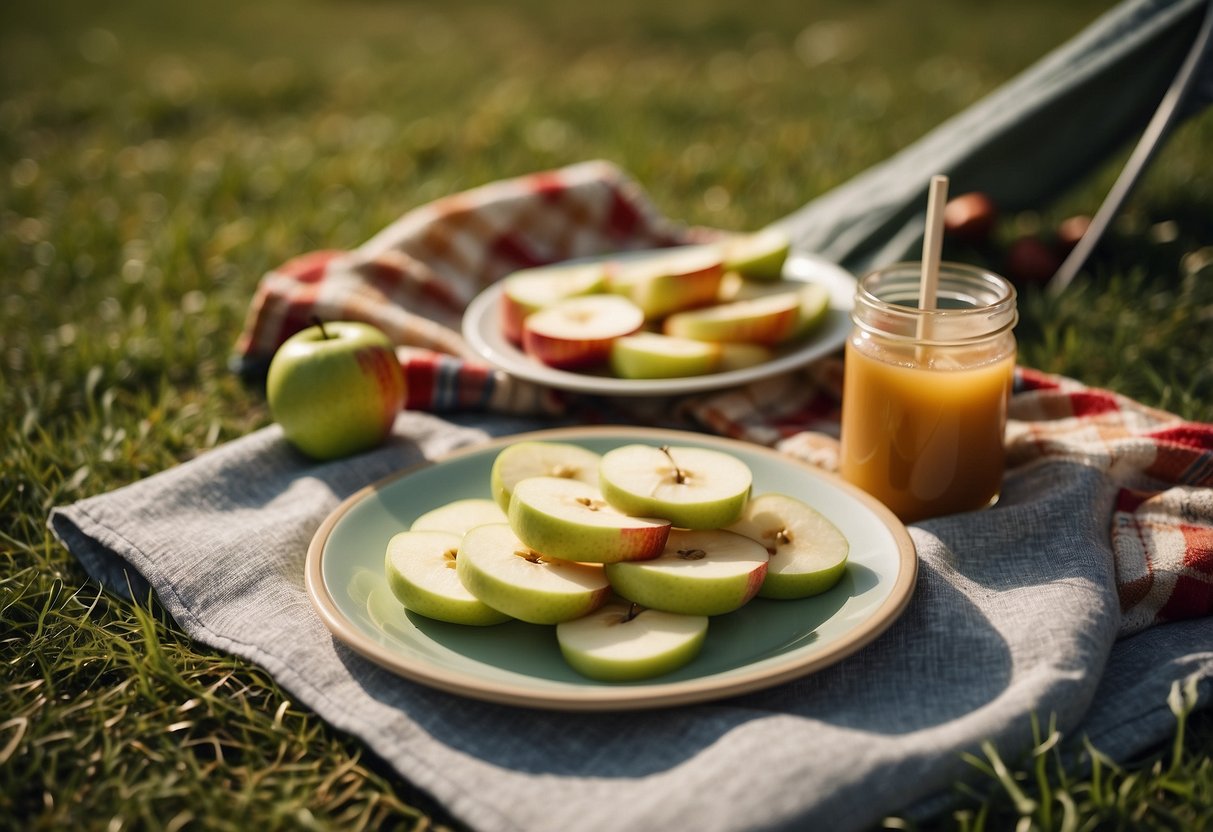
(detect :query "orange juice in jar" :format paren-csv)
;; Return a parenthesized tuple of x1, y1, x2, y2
(839, 262, 1017, 523)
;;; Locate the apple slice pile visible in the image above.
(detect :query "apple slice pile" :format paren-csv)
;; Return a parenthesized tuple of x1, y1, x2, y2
(498, 229, 832, 379)
(384, 441, 851, 682)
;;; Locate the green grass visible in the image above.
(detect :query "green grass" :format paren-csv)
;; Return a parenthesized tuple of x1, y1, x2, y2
(2, 0, 1211, 829)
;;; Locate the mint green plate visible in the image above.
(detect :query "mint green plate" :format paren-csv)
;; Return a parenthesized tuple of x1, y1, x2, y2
(306, 427, 916, 711)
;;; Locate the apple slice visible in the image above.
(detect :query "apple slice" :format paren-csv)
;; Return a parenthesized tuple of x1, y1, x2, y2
(489, 441, 602, 512)
(791, 283, 831, 340)
(410, 498, 507, 536)
(521, 294, 644, 369)
(717, 342, 774, 372)
(556, 599, 708, 681)
(719, 227, 791, 280)
(609, 332, 722, 380)
(499, 262, 607, 345)
(726, 493, 850, 599)
(663, 292, 800, 346)
(605, 529, 768, 616)
(508, 476, 671, 563)
(598, 444, 752, 529)
(605, 245, 724, 319)
(385, 531, 511, 626)
(455, 524, 610, 624)
(717, 276, 831, 343)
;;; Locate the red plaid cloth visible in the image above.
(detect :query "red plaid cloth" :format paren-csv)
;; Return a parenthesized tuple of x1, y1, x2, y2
(234, 162, 1213, 636)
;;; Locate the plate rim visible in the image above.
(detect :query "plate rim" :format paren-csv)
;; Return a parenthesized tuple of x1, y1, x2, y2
(306, 426, 917, 711)
(459, 251, 856, 397)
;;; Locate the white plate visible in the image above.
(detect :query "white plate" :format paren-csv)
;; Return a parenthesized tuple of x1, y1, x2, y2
(460, 251, 855, 397)
(306, 427, 917, 711)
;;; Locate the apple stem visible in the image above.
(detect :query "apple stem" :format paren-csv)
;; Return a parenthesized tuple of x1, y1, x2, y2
(311, 315, 331, 340)
(659, 445, 687, 485)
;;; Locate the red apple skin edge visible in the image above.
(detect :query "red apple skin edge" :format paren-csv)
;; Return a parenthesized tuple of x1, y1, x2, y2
(356, 346, 408, 434)
(521, 330, 613, 369)
(499, 295, 529, 345)
(618, 525, 672, 562)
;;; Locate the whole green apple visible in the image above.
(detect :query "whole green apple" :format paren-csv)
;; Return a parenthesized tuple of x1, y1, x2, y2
(266, 321, 406, 460)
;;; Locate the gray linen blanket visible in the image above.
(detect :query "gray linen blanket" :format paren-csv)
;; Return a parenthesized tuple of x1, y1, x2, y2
(50, 1, 1213, 829)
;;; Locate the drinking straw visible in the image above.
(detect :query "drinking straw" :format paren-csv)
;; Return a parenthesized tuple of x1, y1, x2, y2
(917, 174, 949, 347)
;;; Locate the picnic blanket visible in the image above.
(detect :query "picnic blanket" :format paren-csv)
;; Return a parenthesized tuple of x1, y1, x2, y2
(50, 0, 1213, 829)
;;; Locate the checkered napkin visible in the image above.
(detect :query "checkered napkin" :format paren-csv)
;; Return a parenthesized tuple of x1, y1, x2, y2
(233, 161, 1212, 636)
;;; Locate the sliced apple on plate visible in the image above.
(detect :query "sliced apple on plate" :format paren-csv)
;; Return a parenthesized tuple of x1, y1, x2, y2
(490, 440, 602, 512)
(609, 332, 722, 380)
(522, 294, 645, 370)
(605, 245, 724, 319)
(598, 444, 753, 529)
(717, 342, 774, 372)
(508, 476, 671, 563)
(410, 498, 507, 536)
(499, 262, 608, 345)
(455, 523, 611, 624)
(605, 529, 768, 616)
(726, 492, 850, 599)
(663, 291, 801, 346)
(385, 530, 511, 626)
(556, 599, 708, 681)
(718, 227, 791, 280)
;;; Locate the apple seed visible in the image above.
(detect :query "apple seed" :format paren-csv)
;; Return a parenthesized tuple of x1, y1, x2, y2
(442, 548, 458, 569)
(514, 549, 544, 564)
(676, 548, 707, 560)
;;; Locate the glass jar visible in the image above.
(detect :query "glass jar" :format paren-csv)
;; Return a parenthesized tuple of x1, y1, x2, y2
(839, 262, 1018, 523)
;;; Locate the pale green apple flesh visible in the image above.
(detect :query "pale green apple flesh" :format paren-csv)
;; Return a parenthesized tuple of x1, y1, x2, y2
(792, 283, 831, 339)
(266, 321, 406, 460)
(598, 444, 752, 530)
(455, 524, 611, 624)
(717, 342, 774, 372)
(606, 245, 724, 319)
(609, 332, 722, 380)
(663, 292, 801, 345)
(508, 476, 671, 563)
(605, 529, 768, 616)
(726, 493, 850, 599)
(556, 599, 708, 681)
(410, 498, 507, 536)
(385, 530, 511, 626)
(490, 441, 602, 512)
(499, 262, 607, 344)
(719, 227, 791, 280)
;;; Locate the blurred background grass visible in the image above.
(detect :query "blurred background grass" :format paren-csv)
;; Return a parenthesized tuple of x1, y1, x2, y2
(2, 0, 1211, 829)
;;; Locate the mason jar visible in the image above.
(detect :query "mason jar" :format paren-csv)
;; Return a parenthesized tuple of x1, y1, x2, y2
(839, 262, 1018, 523)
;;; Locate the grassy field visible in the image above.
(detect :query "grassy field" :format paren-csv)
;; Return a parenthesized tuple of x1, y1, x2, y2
(3, 0, 1211, 829)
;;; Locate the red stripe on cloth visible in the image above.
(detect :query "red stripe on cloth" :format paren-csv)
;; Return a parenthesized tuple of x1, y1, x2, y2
(1148, 424, 1213, 452)
(1115, 487, 1153, 514)
(280, 286, 322, 342)
(1157, 573, 1213, 621)
(606, 189, 642, 238)
(527, 170, 567, 201)
(1182, 524, 1213, 573)
(1067, 391, 1121, 417)
(1015, 367, 1062, 392)
(489, 232, 542, 271)
(403, 354, 437, 411)
(279, 250, 344, 282)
